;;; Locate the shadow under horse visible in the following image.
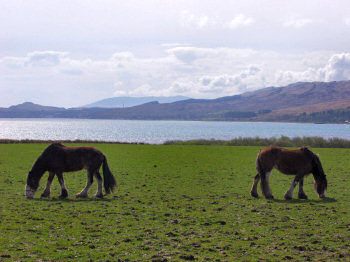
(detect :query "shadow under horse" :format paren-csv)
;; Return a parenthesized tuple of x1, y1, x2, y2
(250, 146, 327, 200)
(25, 143, 117, 199)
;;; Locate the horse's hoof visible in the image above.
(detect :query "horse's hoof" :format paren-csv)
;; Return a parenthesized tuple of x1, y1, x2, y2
(266, 195, 274, 199)
(298, 193, 308, 199)
(76, 194, 87, 198)
(41, 192, 50, 198)
(95, 193, 103, 198)
(59, 190, 68, 199)
(284, 194, 292, 200)
(250, 191, 259, 198)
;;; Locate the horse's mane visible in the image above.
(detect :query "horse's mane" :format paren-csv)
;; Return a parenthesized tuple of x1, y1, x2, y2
(300, 146, 311, 153)
(300, 146, 316, 158)
(300, 147, 326, 176)
(312, 153, 326, 176)
(50, 142, 64, 148)
(42, 143, 64, 154)
(31, 143, 62, 173)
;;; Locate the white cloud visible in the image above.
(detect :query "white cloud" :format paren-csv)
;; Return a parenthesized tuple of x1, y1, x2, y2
(274, 53, 350, 84)
(111, 52, 135, 62)
(180, 12, 255, 30)
(321, 53, 350, 81)
(227, 14, 254, 29)
(167, 46, 259, 65)
(200, 66, 261, 90)
(283, 18, 312, 28)
(180, 11, 255, 31)
(180, 10, 210, 29)
(164, 65, 264, 98)
(1, 56, 26, 69)
(168, 46, 214, 63)
(25, 51, 68, 67)
(2, 51, 69, 68)
(1, 48, 350, 107)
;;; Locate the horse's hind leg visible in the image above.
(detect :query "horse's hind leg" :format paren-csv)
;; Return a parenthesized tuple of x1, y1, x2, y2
(284, 174, 302, 200)
(57, 172, 68, 199)
(261, 171, 274, 199)
(41, 172, 55, 197)
(250, 173, 260, 198)
(76, 170, 93, 198)
(94, 171, 103, 198)
(297, 178, 308, 199)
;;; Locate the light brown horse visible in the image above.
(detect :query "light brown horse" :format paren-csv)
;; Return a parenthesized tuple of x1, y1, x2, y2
(25, 143, 117, 199)
(250, 146, 327, 200)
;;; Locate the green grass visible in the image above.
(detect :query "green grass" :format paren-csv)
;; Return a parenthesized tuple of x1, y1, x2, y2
(0, 144, 349, 261)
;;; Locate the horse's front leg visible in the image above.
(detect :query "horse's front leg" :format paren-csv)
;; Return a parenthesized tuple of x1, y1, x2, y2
(284, 175, 302, 200)
(76, 170, 93, 198)
(41, 172, 55, 197)
(57, 172, 68, 199)
(94, 171, 103, 198)
(297, 178, 308, 199)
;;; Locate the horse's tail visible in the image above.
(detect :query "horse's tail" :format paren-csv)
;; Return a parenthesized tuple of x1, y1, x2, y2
(256, 150, 264, 174)
(102, 156, 117, 194)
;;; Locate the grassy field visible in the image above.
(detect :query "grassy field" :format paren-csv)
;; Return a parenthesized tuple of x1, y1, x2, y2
(0, 143, 349, 261)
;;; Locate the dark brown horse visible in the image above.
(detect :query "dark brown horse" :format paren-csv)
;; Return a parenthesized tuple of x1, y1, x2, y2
(250, 146, 327, 200)
(25, 143, 117, 199)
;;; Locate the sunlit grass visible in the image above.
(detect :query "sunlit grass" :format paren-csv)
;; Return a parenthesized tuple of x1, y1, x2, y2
(0, 144, 349, 261)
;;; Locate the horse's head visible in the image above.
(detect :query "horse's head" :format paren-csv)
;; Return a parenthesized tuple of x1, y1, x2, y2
(311, 153, 328, 198)
(314, 175, 327, 198)
(25, 171, 39, 198)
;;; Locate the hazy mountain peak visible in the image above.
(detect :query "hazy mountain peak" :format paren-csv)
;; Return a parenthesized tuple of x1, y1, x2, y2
(9, 102, 64, 111)
(83, 96, 190, 108)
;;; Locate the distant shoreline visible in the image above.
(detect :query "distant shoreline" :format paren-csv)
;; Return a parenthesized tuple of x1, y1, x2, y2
(0, 117, 349, 125)
(2, 136, 350, 148)
(0, 139, 146, 145)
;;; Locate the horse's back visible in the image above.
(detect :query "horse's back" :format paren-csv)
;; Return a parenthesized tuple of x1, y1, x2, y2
(44, 143, 104, 172)
(258, 146, 314, 175)
(257, 146, 282, 171)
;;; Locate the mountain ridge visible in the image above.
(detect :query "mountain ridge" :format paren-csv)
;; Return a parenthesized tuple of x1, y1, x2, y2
(1, 80, 350, 123)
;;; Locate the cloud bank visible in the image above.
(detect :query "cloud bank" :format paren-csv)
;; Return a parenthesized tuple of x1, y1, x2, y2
(0, 48, 349, 107)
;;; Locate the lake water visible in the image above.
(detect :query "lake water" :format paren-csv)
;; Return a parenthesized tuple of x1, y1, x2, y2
(1, 118, 350, 144)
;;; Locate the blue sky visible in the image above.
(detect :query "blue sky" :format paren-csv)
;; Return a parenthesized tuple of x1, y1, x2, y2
(1, 0, 350, 107)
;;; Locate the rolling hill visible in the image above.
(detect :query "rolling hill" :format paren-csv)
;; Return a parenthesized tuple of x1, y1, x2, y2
(1, 80, 350, 122)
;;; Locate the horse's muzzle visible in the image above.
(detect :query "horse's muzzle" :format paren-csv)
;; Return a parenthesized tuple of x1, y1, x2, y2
(319, 191, 326, 198)
(25, 185, 35, 198)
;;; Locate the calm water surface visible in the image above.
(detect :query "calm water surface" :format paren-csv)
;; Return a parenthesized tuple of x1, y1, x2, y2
(1, 118, 350, 144)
